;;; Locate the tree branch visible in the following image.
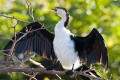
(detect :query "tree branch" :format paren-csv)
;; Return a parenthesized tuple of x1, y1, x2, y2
(26, 0, 35, 22)
(0, 67, 104, 80)
(0, 14, 30, 23)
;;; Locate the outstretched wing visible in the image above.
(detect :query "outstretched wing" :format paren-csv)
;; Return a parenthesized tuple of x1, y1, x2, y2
(71, 28, 108, 70)
(3, 22, 55, 60)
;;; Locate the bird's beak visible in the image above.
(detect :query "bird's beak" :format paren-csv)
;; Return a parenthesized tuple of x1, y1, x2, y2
(50, 8, 57, 13)
(51, 8, 57, 11)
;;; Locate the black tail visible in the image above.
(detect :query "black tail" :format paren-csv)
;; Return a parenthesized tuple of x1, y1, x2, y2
(76, 65, 100, 80)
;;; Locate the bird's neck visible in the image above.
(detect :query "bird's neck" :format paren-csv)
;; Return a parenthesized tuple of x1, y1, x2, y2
(56, 18, 66, 28)
(54, 16, 71, 37)
(55, 15, 69, 29)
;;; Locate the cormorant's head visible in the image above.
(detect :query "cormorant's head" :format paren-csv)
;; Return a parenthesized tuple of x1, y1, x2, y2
(52, 7, 69, 19)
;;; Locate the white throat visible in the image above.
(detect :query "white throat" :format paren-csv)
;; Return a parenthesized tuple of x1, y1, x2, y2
(55, 17, 66, 28)
(54, 17, 71, 38)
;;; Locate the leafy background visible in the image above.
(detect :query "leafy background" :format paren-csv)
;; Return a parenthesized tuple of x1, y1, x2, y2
(0, 0, 120, 80)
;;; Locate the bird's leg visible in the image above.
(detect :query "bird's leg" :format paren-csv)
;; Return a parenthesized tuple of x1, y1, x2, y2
(46, 59, 60, 70)
(65, 64, 74, 75)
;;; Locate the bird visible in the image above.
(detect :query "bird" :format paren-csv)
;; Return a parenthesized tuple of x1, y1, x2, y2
(3, 7, 108, 80)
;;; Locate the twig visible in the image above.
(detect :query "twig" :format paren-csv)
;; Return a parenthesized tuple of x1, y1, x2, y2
(29, 72, 38, 80)
(0, 49, 13, 53)
(29, 58, 45, 69)
(0, 61, 15, 65)
(0, 67, 104, 80)
(0, 13, 30, 56)
(13, 27, 42, 44)
(0, 37, 14, 41)
(22, 72, 37, 80)
(0, 14, 30, 23)
(1, 27, 42, 56)
(12, 21, 19, 42)
(29, 59, 61, 80)
(26, 0, 35, 22)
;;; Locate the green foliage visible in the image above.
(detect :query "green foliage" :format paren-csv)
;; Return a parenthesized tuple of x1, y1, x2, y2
(0, 0, 120, 80)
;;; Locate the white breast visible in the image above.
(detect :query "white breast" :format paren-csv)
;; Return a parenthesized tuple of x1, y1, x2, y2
(53, 27, 82, 70)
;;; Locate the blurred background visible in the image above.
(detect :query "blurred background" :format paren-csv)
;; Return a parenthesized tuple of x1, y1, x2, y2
(0, 0, 120, 80)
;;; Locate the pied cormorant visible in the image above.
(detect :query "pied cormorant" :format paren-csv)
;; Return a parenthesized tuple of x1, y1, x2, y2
(3, 7, 108, 80)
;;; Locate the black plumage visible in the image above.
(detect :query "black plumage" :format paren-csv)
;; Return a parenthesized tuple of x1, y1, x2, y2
(3, 22, 55, 60)
(70, 28, 108, 70)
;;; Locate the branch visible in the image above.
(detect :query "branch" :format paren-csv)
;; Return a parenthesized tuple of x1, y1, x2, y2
(29, 58, 45, 69)
(0, 37, 14, 41)
(0, 14, 30, 23)
(0, 61, 15, 65)
(22, 72, 38, 80)
(0, 67, 104, 80)
(26, 0, 35, 22)
(0, 13, 30, 56)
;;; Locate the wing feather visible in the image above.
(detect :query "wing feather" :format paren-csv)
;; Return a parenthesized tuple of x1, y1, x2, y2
(3, 22, 55, 60)
(72, 28, 108, 70)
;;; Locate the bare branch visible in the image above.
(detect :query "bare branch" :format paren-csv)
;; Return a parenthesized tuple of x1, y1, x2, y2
(12, 21, 19, 42)
(0, 67, 104, 80)
(1, 27, 42, 56)
(22, 72, 38, 80)
(16, 27, 42, 43)
(0, 37, 14, 41)
(29, 58, 45, 69)
(29, 58, 61, 80)
(0, 49, 13, 53)
(0, 61, 15, 65)
(0, 14, 30, 23)
(26, 0, 35, 22)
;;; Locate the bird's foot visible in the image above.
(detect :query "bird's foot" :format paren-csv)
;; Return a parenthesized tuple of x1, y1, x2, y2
(65, 70, 74, 75)
(65, 64, 75, 75)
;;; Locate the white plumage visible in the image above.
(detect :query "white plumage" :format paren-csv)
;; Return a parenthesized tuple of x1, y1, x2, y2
(53, 8, 81, 70)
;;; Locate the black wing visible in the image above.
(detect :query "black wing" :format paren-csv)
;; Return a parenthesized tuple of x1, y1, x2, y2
(3, 22, 55, 60)
(71, 28, 108, 70)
